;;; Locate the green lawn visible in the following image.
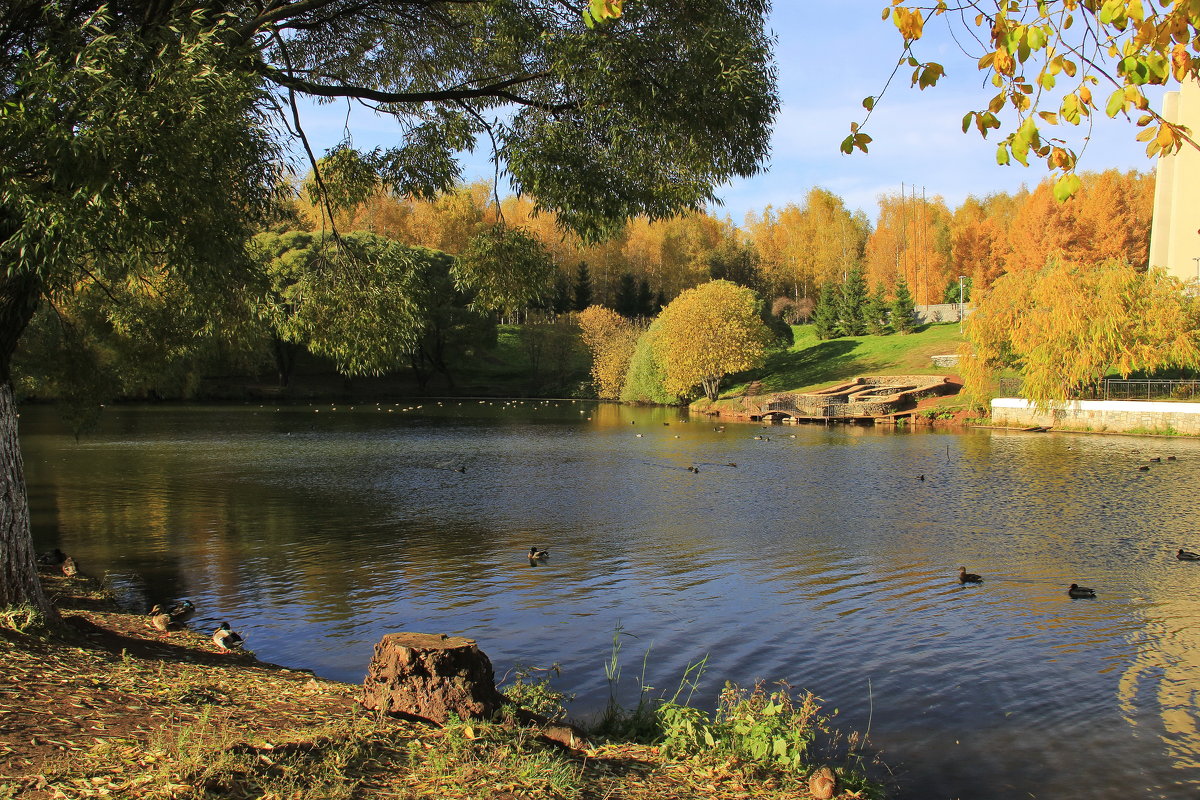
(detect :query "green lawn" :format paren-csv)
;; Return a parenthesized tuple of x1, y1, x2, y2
(724, 323, 966, 397)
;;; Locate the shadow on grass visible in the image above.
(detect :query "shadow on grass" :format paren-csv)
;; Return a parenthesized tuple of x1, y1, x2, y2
(733, 339, 888, 395)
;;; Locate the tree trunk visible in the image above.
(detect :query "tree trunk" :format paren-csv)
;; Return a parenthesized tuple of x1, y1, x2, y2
(0, 272, 51, 615)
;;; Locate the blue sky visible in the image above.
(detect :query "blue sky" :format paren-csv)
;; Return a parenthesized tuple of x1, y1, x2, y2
(294, 2, 1165, 225)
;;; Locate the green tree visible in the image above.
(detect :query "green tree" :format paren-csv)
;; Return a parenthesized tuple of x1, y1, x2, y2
(0, 1, 777, 612)
(551, 272, 574, 317)
(865, 283, 891, 336)
(891, 277, 917, 335)
(651, 280, 772, 402)
(812, 281, 840, 340)
(961, 261, 1200, 407)
(614, 273, 641, 318)
(454, 226, 556, 319)
(621, 319, 682, 405)
(837, 266, 868, 336)
(573, 263, 595, 312)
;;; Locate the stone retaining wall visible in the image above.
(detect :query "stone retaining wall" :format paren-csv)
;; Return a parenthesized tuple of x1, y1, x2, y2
(991, 398, 1200, 434)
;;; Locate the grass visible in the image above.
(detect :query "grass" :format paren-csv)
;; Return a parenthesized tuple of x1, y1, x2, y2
(5, 574, 886, 800)
(729, 323, 966, 397)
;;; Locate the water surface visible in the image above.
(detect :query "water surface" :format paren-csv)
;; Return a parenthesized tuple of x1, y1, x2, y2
(22, 401, 1200, 799)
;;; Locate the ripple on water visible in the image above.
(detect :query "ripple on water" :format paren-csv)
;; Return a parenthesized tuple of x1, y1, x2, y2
(23, 406, 1200, 799)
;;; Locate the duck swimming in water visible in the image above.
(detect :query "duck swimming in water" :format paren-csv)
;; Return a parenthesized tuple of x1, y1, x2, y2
(1068, 584, 1097, 598)
(212, 622, 244, 651)
(958, 567, 983, 584)
(528, 547, 549, 561)
(1177, 549, 1200, 561)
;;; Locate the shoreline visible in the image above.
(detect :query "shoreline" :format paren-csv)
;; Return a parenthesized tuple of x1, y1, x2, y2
(2, 570, 885, 799)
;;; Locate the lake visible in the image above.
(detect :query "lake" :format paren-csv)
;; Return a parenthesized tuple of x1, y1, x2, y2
(21, 401, 1200, 798)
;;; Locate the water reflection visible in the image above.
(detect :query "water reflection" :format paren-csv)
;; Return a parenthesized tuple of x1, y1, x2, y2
(21, 403, 1200, 798)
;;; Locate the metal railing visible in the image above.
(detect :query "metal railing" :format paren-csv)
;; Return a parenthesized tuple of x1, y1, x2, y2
(997, 377, 1200, 402)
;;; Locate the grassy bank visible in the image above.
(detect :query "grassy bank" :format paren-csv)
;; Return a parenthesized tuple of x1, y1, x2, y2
(2, 572, 886, 800)
(693, 323, 969, 417)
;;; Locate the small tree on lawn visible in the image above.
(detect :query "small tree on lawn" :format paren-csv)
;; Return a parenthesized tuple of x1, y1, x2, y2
(891, 276, 917, 334)
(812, 281, 840, 340)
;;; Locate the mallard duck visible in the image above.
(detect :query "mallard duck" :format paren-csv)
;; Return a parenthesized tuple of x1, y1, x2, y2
(528, 547, 549, 561)
(212, 621, 244, 651)
(1177, 549, 1200, 561)
(61, 556, 78, 577)
(168, 599, 196, 624)
(37, 548, 66, 566)
(147, 604, 174, 632)
(958, 567, 983, 584)
(1068, 583, 1097, 598)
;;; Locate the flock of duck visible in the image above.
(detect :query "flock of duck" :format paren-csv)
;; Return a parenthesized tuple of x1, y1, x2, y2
(957, 548, 1200, 598)
(146, 599, 244, 651)
(38, 548, 243, 651)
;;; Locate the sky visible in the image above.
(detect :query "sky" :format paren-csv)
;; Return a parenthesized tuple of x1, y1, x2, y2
(293, 1, 1168, 226)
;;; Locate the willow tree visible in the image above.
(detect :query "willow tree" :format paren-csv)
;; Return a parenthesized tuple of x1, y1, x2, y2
(0, 1, 777, 613)
(960, 260, 1200, 407)
(652, 280, 772, 402)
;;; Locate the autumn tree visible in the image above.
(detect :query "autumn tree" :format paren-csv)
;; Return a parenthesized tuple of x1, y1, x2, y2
(1, 1, 777, 613)
(867, 2, 1200, 197)
(961, 261, 1200, 407)
(651, 280, 772, 401)
(864, 191, 953, 305)
(576, 306, 641, 400)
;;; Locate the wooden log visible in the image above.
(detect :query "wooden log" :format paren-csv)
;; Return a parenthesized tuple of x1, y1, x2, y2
(360, 632, 504, 724)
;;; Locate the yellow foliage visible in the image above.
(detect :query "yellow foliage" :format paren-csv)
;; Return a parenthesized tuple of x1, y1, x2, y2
(651, 280, 772, 402)
(576, 306, 640, 399)
(960, 260, 1200, 408)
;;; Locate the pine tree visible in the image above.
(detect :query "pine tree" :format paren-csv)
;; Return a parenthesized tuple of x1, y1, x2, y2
(614, 273, 639, 317)
(837, 265, 868, 336)
(552, 272, 573, 316)
(891, 275, 917, 334)
(812, 281, 840, 340)
(865, 283, 890, 335)
(573, 262, 593, 312)
(636, 278, 655, 317)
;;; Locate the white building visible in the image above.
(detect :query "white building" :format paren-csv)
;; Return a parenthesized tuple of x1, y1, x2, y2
(1149, 80, 1200, 284)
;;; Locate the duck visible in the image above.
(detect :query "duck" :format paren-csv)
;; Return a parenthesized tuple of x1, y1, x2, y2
(167, 599, 196, 624)
(1138, 465, 1151, 471)
(1068, 583, 1097, 598)
(1177, 549, 1200, 561)
(37, 548, 66, 566)
(528, 547, 549, 561)
(147, 604, 175, 632)
(212, 622, 244, 651)
(61, 556, 78, 577)
(957, 567, 983, 584)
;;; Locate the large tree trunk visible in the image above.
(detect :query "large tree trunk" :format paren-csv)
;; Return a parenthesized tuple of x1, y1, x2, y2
(0, 272, 50, 615)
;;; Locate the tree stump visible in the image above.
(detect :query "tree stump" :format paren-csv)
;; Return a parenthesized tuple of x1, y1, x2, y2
(360, 633, 504, 724)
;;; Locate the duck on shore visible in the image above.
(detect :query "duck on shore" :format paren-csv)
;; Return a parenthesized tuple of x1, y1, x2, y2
(147, 604, 175, 632)
(212, 622, 244, 651)
(168, 599, 196, 624)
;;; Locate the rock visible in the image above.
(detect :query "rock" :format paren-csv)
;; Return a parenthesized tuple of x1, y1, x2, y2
(809, 765, 838, 800)
(360, 633, 504, 724)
